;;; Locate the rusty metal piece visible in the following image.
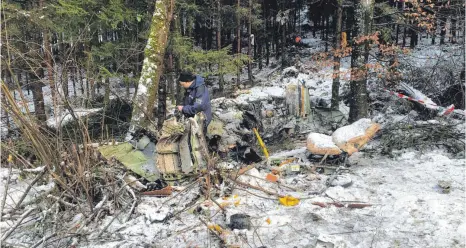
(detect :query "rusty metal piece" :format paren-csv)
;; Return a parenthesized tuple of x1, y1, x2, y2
(141, 186, 173, 197)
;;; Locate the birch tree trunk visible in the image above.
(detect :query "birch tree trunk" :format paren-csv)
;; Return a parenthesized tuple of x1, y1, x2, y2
(349, 0, 374, 123)
(127, 0, 174, 139)
(247, 0, 253, 84)
(331, 0, 342, 110)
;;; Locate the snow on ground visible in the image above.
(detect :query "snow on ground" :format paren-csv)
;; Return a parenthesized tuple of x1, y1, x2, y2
(65, 148, 465, 248)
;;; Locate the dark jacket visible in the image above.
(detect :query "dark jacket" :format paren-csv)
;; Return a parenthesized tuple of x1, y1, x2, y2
(182, 75, 212, 127)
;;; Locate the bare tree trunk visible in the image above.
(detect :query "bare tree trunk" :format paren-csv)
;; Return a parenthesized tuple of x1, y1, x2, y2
(402, 27, 407, 47)
(217, 0, 224, 92)
(39, 0, 58, 118)
(432, 18, 437, 45)
(71, 66, 77, 96)
(31, 72, 46, 122)
(127, 0, 174, 138)
(440, 17, 446, 45)
(78, 67, 84, 96)
(104, 77, 110, 110)
(265, 7, 270, 66)
(247, 0, 253, 84)
(331, 0, 342, 110)
(451, 17, 457, 43)
(236, 0, 241, 87)
(62, 67, 69, 98)
(281, 22, 285, 68)
(325, 15, 329, 52)
(409, 28, 417, 48)
(349, 0, 374, 123)
(85, 46, 92, 107)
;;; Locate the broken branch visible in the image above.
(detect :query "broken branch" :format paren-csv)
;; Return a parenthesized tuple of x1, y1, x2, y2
(30, 232, 58, 248)
(14, 170, 46, 211)
(311, 201, 372, 208)
(227, 176, 284, 197)
(1, 208, 36, 241)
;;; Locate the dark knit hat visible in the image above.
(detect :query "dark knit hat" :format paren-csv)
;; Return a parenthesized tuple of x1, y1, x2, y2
(178, 71, 196, 82)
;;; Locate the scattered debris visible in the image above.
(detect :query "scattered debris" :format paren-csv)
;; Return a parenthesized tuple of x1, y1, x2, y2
(387, 85, 455, 116)
(278, 195, 300, 206)
(438, 180, 451, 194)
(141, 186, 173, 197)
(229, 214, 251, 230)
(332, 118, 380, 155)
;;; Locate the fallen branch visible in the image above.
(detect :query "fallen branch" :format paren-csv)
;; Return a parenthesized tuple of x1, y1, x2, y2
(97, 209, 124, 238)
(124, 185, 137, 222)
(75, 195, 108, 233)
(227, 176, 284, 197)
(47, 195, 77, 208)
(1, 208, 36, 241)
(211, 198, 226, 212)
(311, 202, 372, 208)
(30, 232, 58, 248)
(22, 166, 46, 173)
(161, 179, 199, 205)
(198, 217, 224, 241)
(14, 170, 47, 210)
(0, 165, 13, 216)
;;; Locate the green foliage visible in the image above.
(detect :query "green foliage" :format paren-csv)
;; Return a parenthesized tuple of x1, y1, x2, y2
(98, 0, 134, 29)
(187, 46, 250, 77)
(168, 31, 249, 78)
(379, 27, 393, 43)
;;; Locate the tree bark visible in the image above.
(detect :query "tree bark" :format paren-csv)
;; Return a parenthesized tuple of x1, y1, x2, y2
(71, 66, 77, 96)
(440, 17, 446, 45)
(331, 0, 342, 110)
(349, 0, 374, 123)
(31, 72, 46, 122)
(451, 17, 457, 43)
(431, 18, 437, 45)
(39, 0, 58, 118)
(127, 0, 174, 138)
(217, 0, 224, 92)
(236, 0, 241, 87)
(78, 68, 84, 96)
(409, 28, 417, 48)
(62, 67, 69, 98)
(402, 27, 407, 47)
(325, 15, 329, 52)
(104, 77, 110, 111)
(395, 24, 399, 45)
(247, 0, 253, 84)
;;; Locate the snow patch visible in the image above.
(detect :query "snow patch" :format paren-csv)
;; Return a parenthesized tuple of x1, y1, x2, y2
(47, 108, 102, 128)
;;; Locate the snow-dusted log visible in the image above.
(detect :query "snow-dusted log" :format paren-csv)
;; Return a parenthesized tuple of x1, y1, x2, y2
(127, 0, 174, 139)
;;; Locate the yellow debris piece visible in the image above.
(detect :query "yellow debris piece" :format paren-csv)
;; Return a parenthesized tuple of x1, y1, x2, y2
(266, 218, 271, 225)
(208, 224, 223, 233)
(234, 200, 241, 207)
(7, 154, 13, 163)
(279, 195, 300, 206)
